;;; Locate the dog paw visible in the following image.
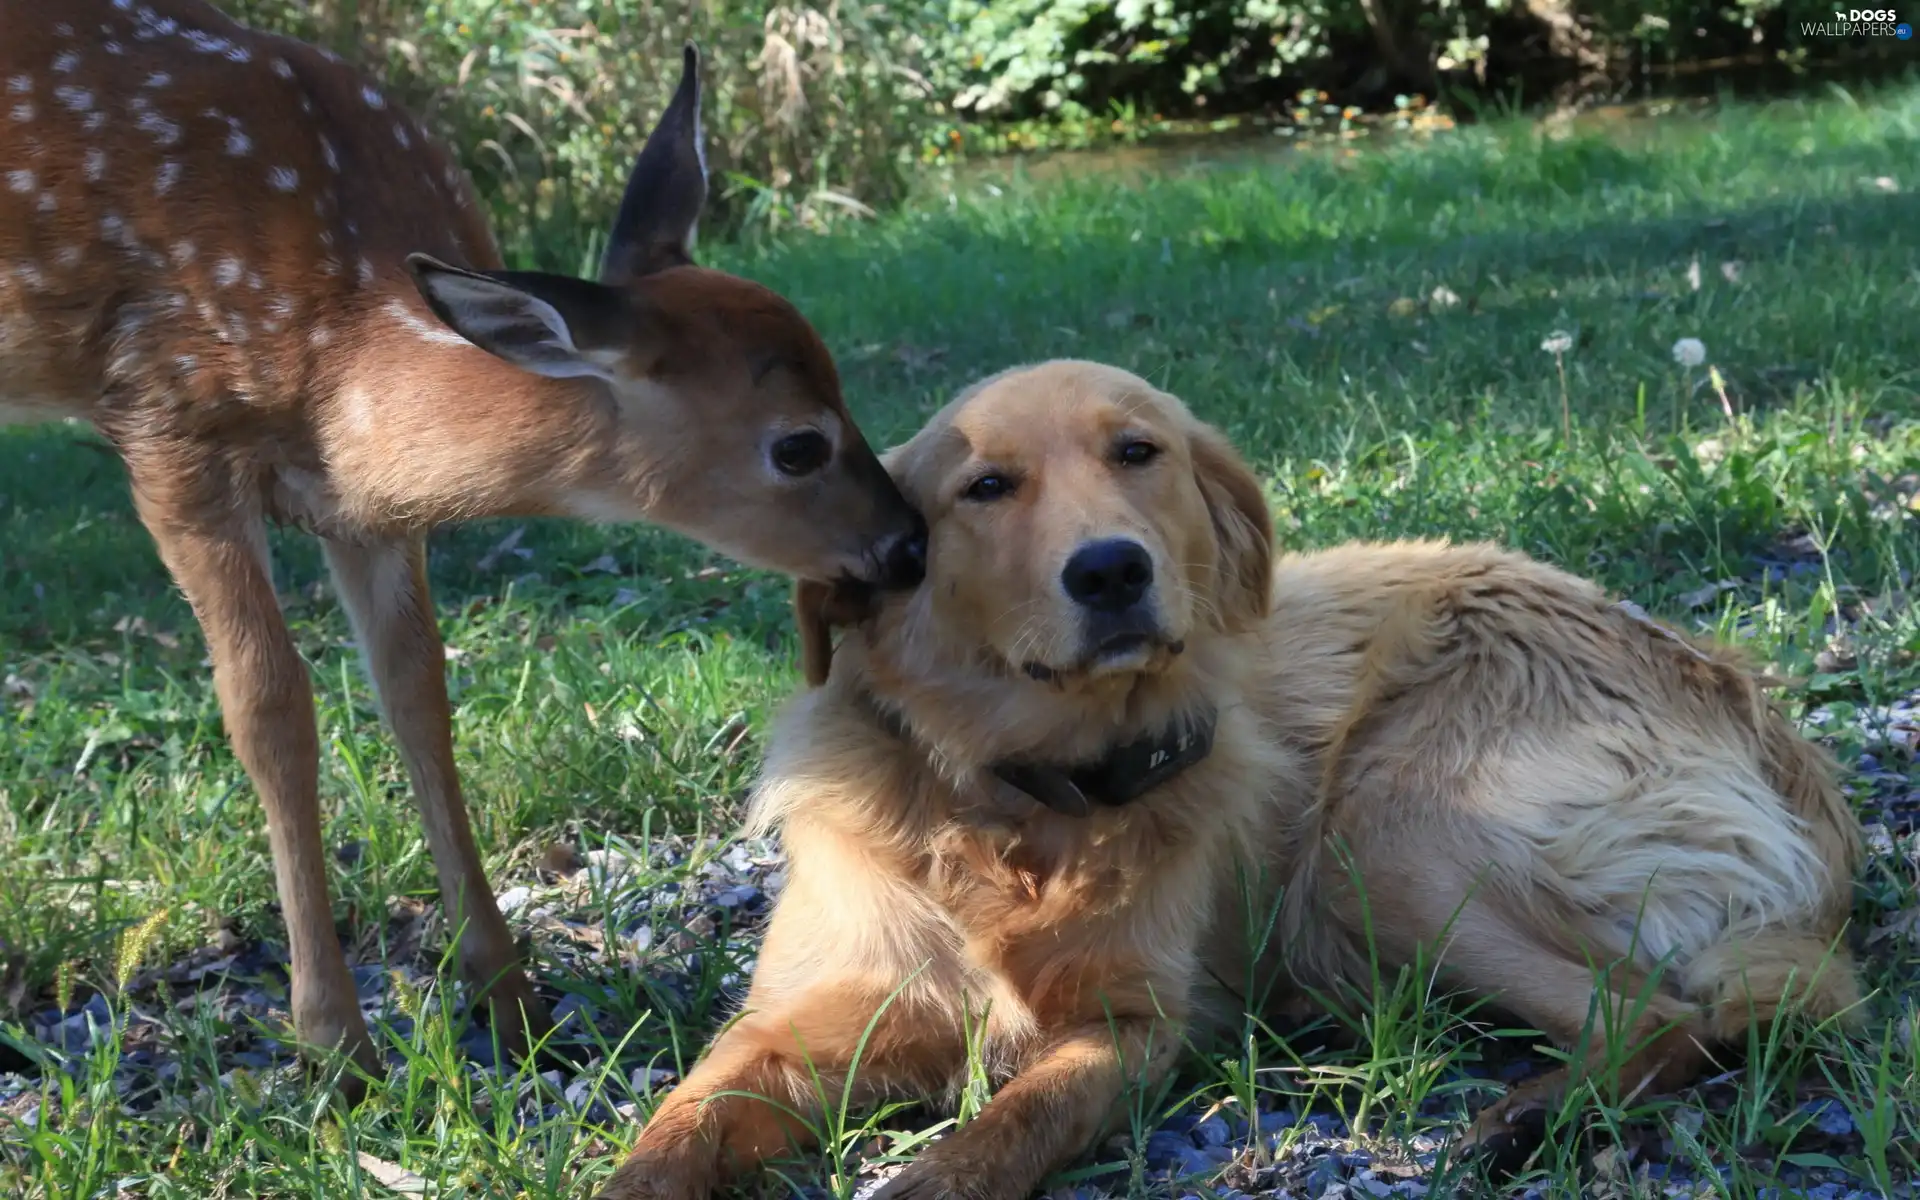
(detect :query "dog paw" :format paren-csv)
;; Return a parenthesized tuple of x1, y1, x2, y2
(868, 1161, 986, 1200)
(1451, 1088, 1552, 1176)
(589, 1158, 707, 1200)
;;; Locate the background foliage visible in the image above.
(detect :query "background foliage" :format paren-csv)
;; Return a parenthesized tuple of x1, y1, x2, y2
(227, 0, 1895, 257)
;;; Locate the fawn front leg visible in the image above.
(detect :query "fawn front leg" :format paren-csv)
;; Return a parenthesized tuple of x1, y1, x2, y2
(123, 450, 377, 1084)
(597, 986, 958, 1200)
(873, 1013, 1182, 1200)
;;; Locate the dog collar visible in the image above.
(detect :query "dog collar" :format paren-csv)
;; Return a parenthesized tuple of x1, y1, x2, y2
(855, 691, 1217, 818)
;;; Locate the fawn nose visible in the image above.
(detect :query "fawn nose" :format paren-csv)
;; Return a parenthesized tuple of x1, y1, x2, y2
(1061, 538, 1153, 612)
(878, 519, 927, 589)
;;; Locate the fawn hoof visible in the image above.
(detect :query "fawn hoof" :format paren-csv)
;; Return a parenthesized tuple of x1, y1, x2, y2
(292, 1007, 382, 1103)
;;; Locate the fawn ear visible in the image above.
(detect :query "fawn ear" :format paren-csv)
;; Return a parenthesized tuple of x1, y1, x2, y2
(600, 44, 708, 286)
(406, 254, 630, 380)
(793, 578, 883, 686)
(794, 579, 837, 688)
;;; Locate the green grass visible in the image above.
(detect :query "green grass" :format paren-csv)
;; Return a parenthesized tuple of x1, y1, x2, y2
(5, 82, 1920, 1197)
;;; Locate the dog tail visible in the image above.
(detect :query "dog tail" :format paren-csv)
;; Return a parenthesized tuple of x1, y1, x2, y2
(1683, 689, 1865, 1040)
(1674, 925, 1864, 1043)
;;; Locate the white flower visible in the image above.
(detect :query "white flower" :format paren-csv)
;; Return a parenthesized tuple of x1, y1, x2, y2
(1672, 337, 1706, 367)
(1540, 331, 1573, 355)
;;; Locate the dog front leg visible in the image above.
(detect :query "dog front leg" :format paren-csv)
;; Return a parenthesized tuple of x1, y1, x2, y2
(873, 1013, 1181, 1200)
(596, 990, 957, 1200)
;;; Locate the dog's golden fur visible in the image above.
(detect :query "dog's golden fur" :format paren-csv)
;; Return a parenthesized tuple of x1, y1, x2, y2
(599, 361, 1865, 1200)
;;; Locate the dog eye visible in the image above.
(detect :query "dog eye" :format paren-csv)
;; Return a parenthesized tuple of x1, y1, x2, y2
(1118, 440, 1159, 466)
(770, 430, 832, 477)
(963, 473, 1012, 502)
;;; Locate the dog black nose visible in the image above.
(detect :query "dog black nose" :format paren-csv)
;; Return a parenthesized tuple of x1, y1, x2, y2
(879, 522, 927, 589)
(1061, 538, 1153, 612)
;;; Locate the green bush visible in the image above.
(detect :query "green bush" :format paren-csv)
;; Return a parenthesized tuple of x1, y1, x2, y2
(928, 0, 1877, 122)
(226, 0, 946, 265)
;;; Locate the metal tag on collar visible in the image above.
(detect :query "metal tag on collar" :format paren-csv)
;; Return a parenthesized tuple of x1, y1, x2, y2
(991, 763, 1093, 817)
(1094, 713, 1218, 804)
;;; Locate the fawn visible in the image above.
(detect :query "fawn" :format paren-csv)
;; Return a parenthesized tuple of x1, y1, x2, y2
(0, 0, 925, 1085)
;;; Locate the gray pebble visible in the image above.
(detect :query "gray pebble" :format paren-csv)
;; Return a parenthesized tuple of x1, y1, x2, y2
(1799, 1097, 1856, 1138)
(1192, 1115, 1230, 1147)
(1144, 1130, 1190, 1168)
(497, 885, 532, 914)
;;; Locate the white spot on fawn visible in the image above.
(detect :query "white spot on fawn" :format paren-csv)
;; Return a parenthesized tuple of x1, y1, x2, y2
(84, 148, 106, 180)
(15, 263, 45, 289)
(310, 325, 333, 347)
(51, 51, 81, 74)
(225, 44, 252, 64)
(320, 258, 341, 277)
(55, 245, 81, 268)
(137, 110, 181, 145)
(9, 102, 32, 123)
(214, 256, 242, 288)
(5, 76, 29, 95)
(270, 57, 294, 80)
(156, 161, 180, 194)
(392, 122, 410, 148)
(385, 299, 470, 347)
(226, 126, 251, 156)
(53, 21, 74, 36)
(82, 110, 103, 131)
(105, 41, 126, 55)
(357, 258, 375, 286)
(246, 272, 262, 291)
(6, 169, 33, 193)
(55, 86, 91, 112)
(143, 71, 171, 88)
(101, 213, 137, 248)
(318, 230, 334, 248)
(175, 354, 198, 372)
(361, 86, 385, 109)
(171, 240, 195, 265)
(268, 166, 298, 192)
(38, 191, 57, 212)
(183, 31, 230, 55)
(320, 135, 340, 172)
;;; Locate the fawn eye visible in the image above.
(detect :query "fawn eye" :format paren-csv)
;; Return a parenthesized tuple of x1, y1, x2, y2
(963, 473, 1013, 502)
(1117, 440, 1158, 466)
(771, 430, 831, 477)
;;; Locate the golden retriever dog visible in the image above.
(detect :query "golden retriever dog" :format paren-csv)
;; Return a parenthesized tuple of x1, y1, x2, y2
(596, 360, 1865, 1200)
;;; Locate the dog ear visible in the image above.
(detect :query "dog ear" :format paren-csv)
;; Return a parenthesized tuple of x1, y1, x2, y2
(793, 579, 837, 687)
(1190, 423, 1274, 632)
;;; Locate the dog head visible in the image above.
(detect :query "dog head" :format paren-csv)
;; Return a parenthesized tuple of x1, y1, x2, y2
(797, 361, 1272, 707)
